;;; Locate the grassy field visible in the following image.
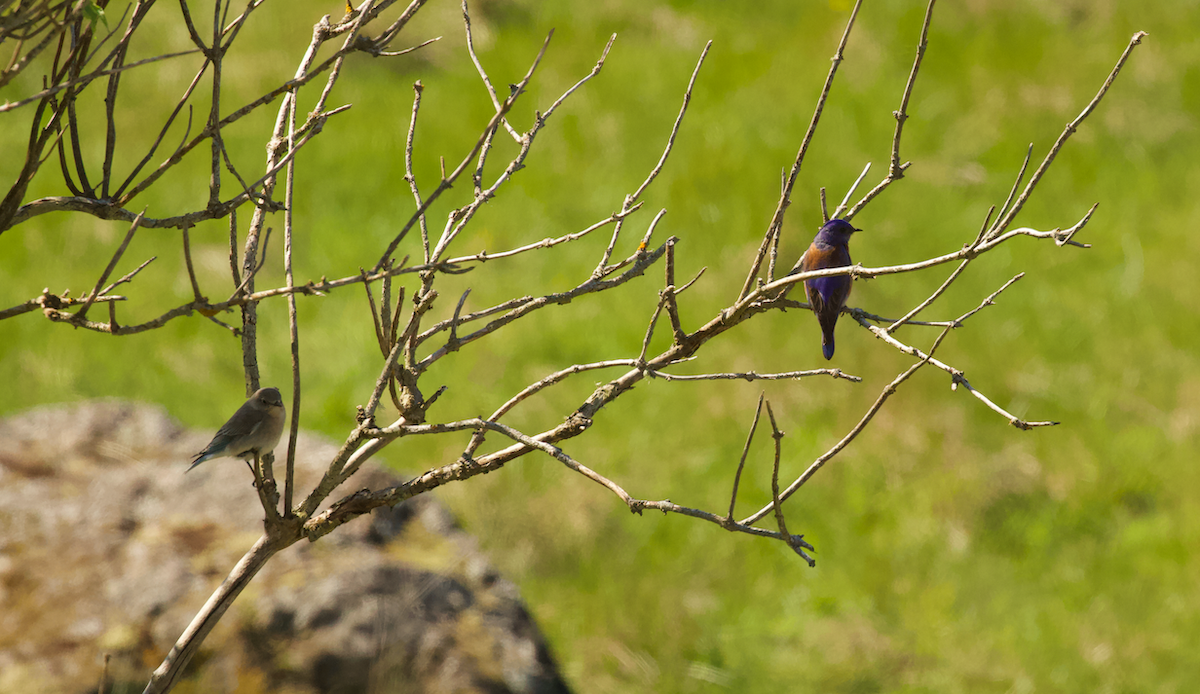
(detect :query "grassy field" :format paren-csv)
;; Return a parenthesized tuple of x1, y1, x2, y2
(2, 0, 1198, 691)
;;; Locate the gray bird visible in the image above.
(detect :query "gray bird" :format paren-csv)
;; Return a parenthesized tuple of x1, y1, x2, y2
(187, 387, 287, 473)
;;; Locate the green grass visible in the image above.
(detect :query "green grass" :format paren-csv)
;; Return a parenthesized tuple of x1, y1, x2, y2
(3, 0, 1199, 692)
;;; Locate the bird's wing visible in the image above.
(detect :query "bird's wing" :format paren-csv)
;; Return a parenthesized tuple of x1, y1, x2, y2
(190, 431, 234, 468)
(804, 276, 826, 315)
(212, 401, 260, 439)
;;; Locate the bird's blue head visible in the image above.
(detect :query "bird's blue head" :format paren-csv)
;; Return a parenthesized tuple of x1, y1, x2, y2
(814, 218, 860, 246)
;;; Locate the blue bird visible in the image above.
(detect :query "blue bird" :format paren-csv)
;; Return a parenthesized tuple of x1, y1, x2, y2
(188, 387, 286, 473)
(791, 218, 860, 360)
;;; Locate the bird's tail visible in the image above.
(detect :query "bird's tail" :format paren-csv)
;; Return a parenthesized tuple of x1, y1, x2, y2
(821, 331, 835, 360)
(185, 454, 209, 473)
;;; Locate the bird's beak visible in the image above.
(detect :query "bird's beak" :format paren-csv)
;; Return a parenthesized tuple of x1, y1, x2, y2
(852, 225, 862, 233)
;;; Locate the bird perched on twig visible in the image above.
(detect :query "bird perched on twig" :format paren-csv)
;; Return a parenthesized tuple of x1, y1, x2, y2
(188, 387, 286, 473)
(790, 218, 860, 360)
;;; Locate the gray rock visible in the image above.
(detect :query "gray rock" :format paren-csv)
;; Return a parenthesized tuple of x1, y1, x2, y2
(0, 401, 570, 694)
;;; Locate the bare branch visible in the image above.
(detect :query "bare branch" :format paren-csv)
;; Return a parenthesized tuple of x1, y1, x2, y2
(727, 393, 764, 522)
(595, 39, 709, 274)
(376, 30, 555, 271)
(361, 269, 387, 356)
(830, 162, 871, 221)
(0, 49, 200, 115)
(181, 227, 204, 303)
(741, 347, 935, 527)
(989, 31, 1147, 237)
(101, 255, 156, 296)
(0, 292, 125, 322)
(283, 84, 302, 517)
(442, 204, 642, 268)
(402, 81, 431, 262)
(75, 211, 144, 323)
(751, 204, 1100, 305)
(737, 0, 863, 300)
(662, 239, 686, 343)
(856, 274, 1059, 429)
(632, 42, 710, 205)
(637, 294, 668, 366)
(992, 143, 1033, 234)
(369, 36, 441, 58)
(647, 368, 859, 383)
(887, 0, 936, 179)
(416, 241, 670, 370)
(882, 206, 998, 334)
(765, 400, 813, 565)
(462, 0, 520, 142)
(143, 535, 282, 694)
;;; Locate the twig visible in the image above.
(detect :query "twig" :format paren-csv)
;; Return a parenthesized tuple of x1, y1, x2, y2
(363, 338, 407, 425)
(632, 42, 710, 205)
(888, 0, 936, 179)
(727, 393, 765, 522)
(181, 226, 204, 302)
(228, 210, 241, 286)
(0, 293, 126, 322)
(283, 85, 302, 518)
(842, 7, 943, 219)
(989, 31, 1147, 237)
(442, 204, 642, 267)
(75, 211, 144, 323)
(662, 239, 686, 343)
(402, 81, 431, 262)
(368, 0, 434, 53)
(541, 33, 616, 122)
(390, 285, 405, 350)
(361, 268, 387, 356)
(226, 228, 273, 302)
(637, 296, 668, 367)
(737, 0, 863, 301)
(741, 346, 938, 526)
(991, 143, 1033, 235)
(445, 289, 471, 353)
(595, 40, 709, 275)
(883, 208, 995, 333)
(38, 202, 1084, 341)
(857, 274, 1059, 429)
(765, 401, 813, 565)
(376, 30, 555, 271)
(1055, 202, 1098, 247)
(318, 414, 818, 557)
(14, 102, 348, 233)
(142, 535, 281, 694)
(900, 261, 973, 333)
(416, 241, 669, 370)
(370, 36, 441, 58)
(207, 0, 226, 210)
(831, 162, 871, 220)
(462, 0, 520, 142)
(101, 255, 156, 295)
(424, 31, 616, 270)
(677, 266, 706, 294)
(750, 204, 1100, 304)
(848, 307, 957, 328)
(0, 49, 200, 114)
(116, 4, 380, 207)
(646, 368, 859, 383)
(380, 260, 395, 353)
(486, 420, 633, 502)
